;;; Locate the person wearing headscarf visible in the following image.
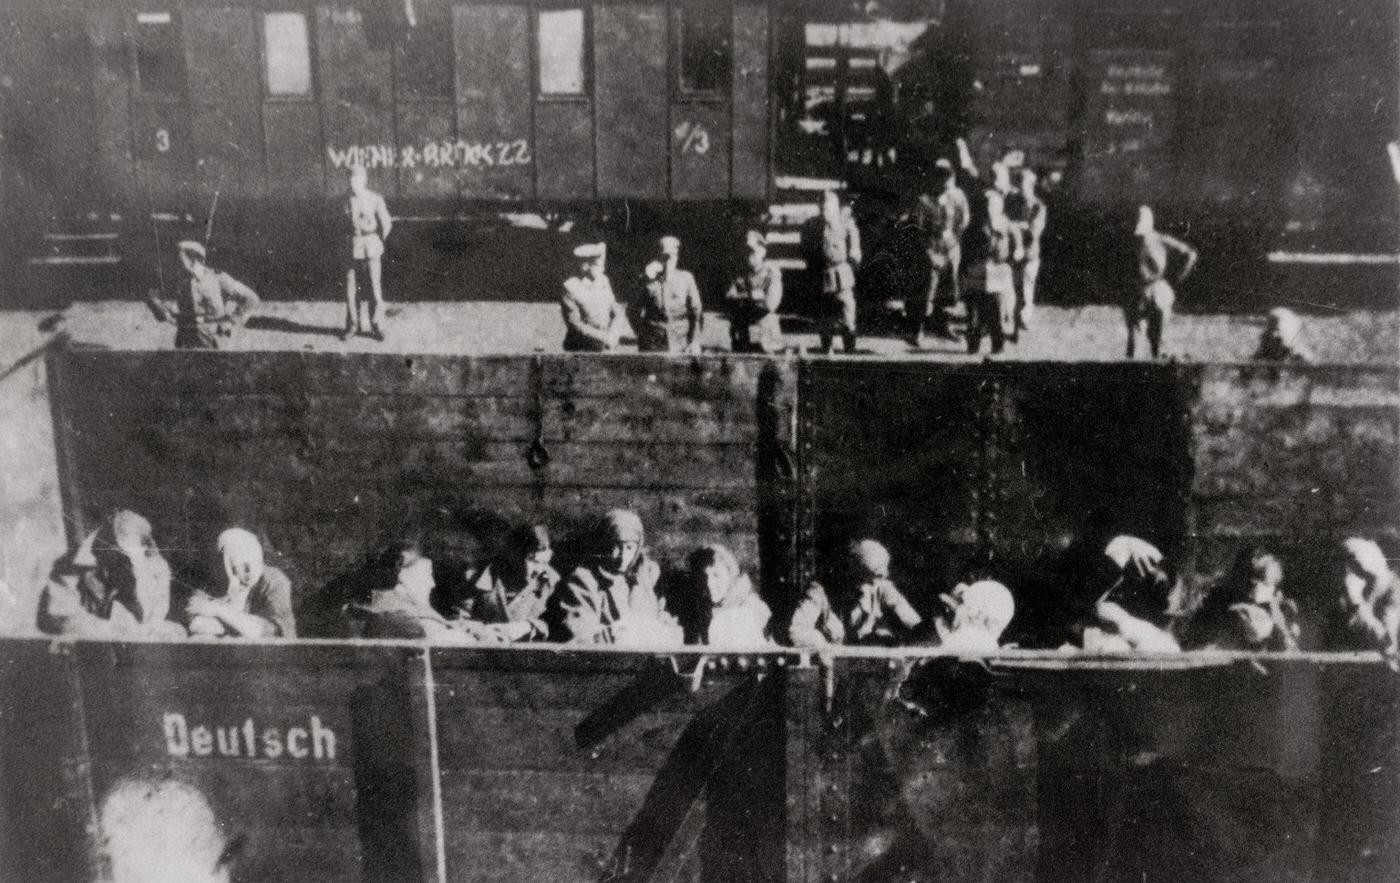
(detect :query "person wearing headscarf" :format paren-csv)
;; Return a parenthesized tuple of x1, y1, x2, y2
(456, 524, 559, 642)
(788, 539, 923, 648)
(1333, 537, 1400, 653)
(347, 537, 474, 643)
(544, 510, 678, 645)
(932, 579, 1016, 654)
(38, 510, 185, 638)
(1184, 546, 1301, 651)
(675, 544, 772, 647)
(1254, 307, 1315, 363)
(186, 528, 296, 639)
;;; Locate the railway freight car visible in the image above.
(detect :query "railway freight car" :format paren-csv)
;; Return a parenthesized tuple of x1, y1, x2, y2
(0, 0, 1395, 306)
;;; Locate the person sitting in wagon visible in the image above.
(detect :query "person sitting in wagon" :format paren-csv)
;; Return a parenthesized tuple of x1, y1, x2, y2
(788, 539, 923, 648)
(347, 537, 473, 644)
(1064, 535, 1185, 654)
(38, 509, 186, 639)
(455, 524, 559, 643)
(1331, 537, 1400, 654)
(931, 579, 1017, 654)
(671, 544, 773, 647)
(186, 528, 296, 639)
(1183, 546, 1301, 651)
(544, 510, 680, 645)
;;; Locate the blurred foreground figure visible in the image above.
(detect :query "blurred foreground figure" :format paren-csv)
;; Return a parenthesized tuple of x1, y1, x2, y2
(1334, 537, 1400, 653)
(933, 579, 1016, 653)
(38, 510, 185, 639)
(789, 539, 922, 647)
(457, 524, 558, 642)
(546, 510, 680, 645)
(186, 528, 296, 639)
(343, 165, 393, 341)
(147, 240, 259, 350)
(100, 778, 232, 883)
(1254, 307, 1315, 363)
(725, 230, 785, 353)
(1185, 546, 1301, 651)
(676, 544, 772, 646)
(1127, 205, 1197, 359)
(633, 235, 703, 354)
(561, 242, 623, 352)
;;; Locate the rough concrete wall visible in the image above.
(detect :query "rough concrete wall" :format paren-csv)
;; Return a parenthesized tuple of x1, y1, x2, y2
(0, 342, 67, 634)
(1188, 364, 1400, 609)
(47, 351, 795, 635)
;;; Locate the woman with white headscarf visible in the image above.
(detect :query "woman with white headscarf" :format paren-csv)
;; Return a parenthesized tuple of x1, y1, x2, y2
(1334, 537, 1400, 653)
(186, 528, 296, 638)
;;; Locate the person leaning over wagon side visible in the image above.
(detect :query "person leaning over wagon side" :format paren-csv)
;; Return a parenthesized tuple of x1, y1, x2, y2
(1127, 205, 1197, 360)
(186, 528, 296, 639)
(931, 579, 1016, 654)
(1064, 535, 1185, 654)
(561, 242, 624, 353)
(544, 510, 680, 645)
(1332, 537, 1400, 654)
(455, 524, 559, 643)
(816, 190, 862, 354)
(725, 230, 785, 354)
(673, 544, 773, 647)
(343, 165, 393, 342)
(147, 240, 259, 350)
(788, 539, 923, 648)
(38, 510, 186, 639)
(632, 235, 704, 354)
(1184, 546, 1301, 651)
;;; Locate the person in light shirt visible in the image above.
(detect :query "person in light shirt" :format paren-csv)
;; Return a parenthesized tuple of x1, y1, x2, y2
(187, 528, 296, 638)
(675, 544, 772, 647)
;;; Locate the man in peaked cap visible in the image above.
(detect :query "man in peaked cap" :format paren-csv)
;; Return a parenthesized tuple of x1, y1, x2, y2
(561, 241, 624, 352)
(147, 240, 259, 350)
(631, 235, 704, 354)
(725, 229, 785, 353)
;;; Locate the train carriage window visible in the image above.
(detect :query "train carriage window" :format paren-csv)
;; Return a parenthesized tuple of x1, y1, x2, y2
(675, 6, 730, 94)
(537, 8, 587, 97)
(396, 20, 454, 100)
(134, 12, 185, 97)
(264, 12, 312, 97)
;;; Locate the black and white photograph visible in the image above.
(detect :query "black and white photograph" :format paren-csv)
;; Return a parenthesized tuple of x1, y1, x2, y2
(0, 0, 1397, 879)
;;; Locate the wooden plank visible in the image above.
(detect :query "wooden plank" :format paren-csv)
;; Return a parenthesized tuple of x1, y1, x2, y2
(455, 3, 533, 201)
(534, 101, 593, 199)
(593, 5, 667, 199)
(440, 769, 653, 835)
(444, 830, 624, 883)
(730, 2, 769, 199)
(434, 705, 692, 774)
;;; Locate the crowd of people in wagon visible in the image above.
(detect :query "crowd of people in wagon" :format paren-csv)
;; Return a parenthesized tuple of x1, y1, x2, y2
(36, 506, 1399, 658)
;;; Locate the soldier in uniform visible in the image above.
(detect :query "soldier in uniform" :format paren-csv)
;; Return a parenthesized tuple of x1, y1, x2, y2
(816, 190, 862, 354)
(1128, 205, 1197, 359)
(344, 166, 393, 342)
(1005, 168, 1047, 334)
(909, 163, 969, 346)
(560, 242, 623, 352)
(724, 229, 784, 353)
(149, 241, 259, 350)
(631, 235, 704, 354)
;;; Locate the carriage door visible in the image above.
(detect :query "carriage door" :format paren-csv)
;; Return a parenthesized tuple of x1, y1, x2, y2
(130, 10, 195, 214)
(183, 8, 265, 208)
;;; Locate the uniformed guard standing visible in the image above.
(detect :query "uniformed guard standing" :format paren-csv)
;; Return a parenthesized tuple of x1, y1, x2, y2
(724, 229, 785, 353)
(344, 166, 393, 342)
(909, 163, 969, 346)
(631, 235, 704, 354)
(560, 242, 623, 352)
(1005, 168, 1047, 335)
(148, 240, 259, 350)
(816, 190, 862, 354)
